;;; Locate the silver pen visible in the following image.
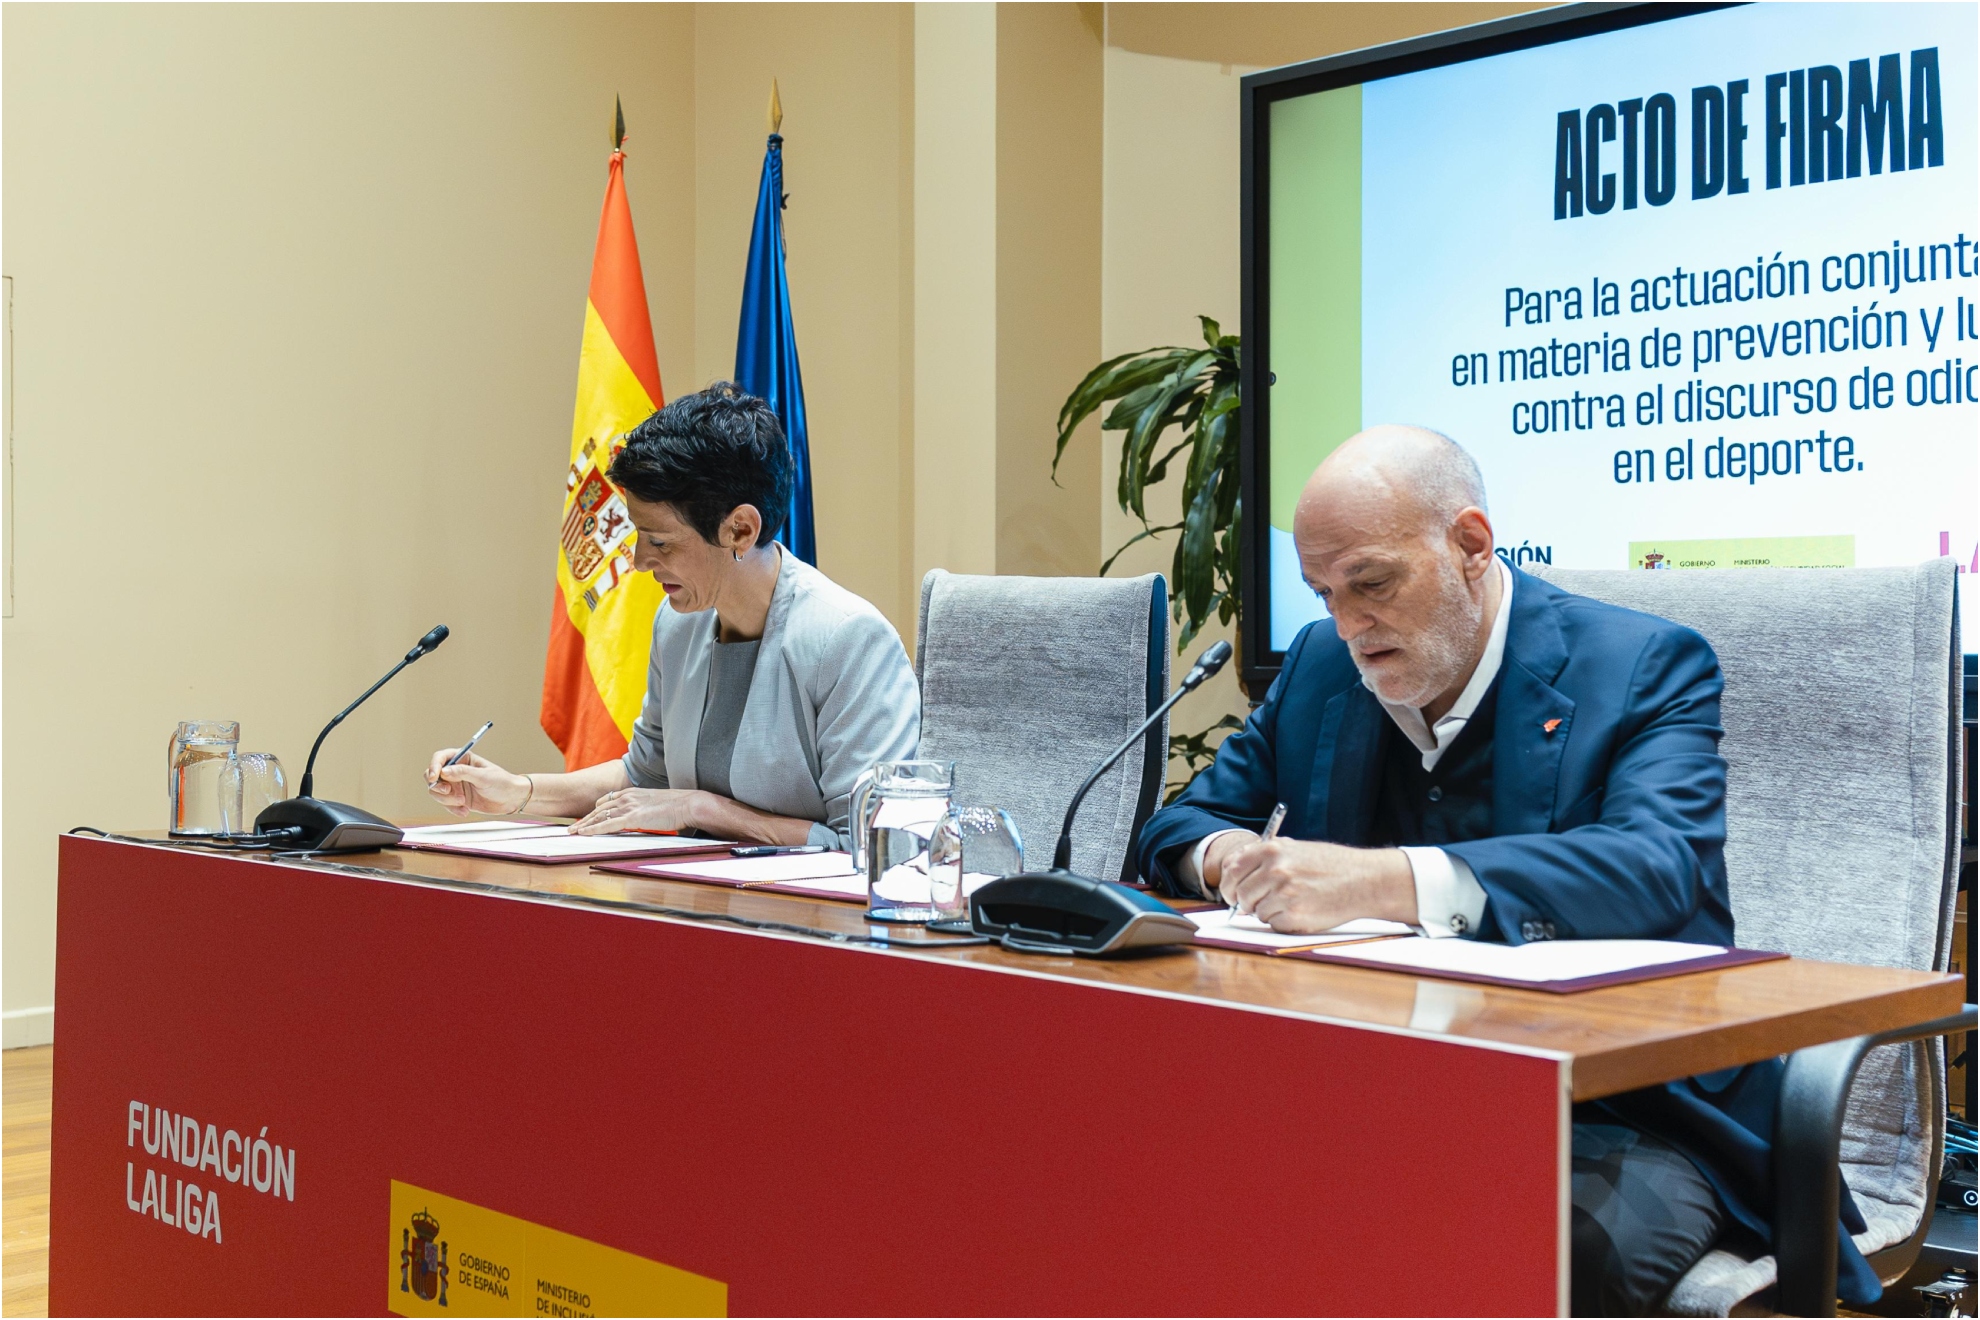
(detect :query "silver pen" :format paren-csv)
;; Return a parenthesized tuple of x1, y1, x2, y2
(1229, 801, 1288, 919)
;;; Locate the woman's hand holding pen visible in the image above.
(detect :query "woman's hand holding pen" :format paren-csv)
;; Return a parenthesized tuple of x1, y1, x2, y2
(425, 749, 530, 816)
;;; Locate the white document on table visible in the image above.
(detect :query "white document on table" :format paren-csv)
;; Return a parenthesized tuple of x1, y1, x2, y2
(1187, 910, 1413, 950)
(1318, 936, 1728, 982)
(764, 872, 870, 899)
(398, 822, 568, 843)
(871, 864, 1001, 904)
(447, 833, 729, 860)
(872, 861, 931, 904)
(766, 866, 991, 902)
(653, 853, 859, 884)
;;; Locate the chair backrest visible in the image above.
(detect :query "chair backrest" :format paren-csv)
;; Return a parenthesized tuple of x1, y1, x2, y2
(1535, 560, 1963, 1262)
(915, 570, 1169, 884)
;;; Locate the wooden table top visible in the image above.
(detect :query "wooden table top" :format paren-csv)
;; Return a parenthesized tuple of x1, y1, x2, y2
(96, 833, 1964, 1103)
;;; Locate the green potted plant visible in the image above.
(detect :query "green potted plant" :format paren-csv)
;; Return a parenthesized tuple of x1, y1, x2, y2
(1054, 315, 1245, 800)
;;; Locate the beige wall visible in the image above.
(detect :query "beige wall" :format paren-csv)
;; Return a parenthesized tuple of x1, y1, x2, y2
(1, 2, 698, 1044)
(908, 1, 1106, 589)
(2, 1, 1553, 1040)
(912, 2, 998, 584)
(1099, 45, 1249, 737)
(994, 3, 1102, 579)
(692, 4, 917, 625)
(1105, 2, 1541, 67)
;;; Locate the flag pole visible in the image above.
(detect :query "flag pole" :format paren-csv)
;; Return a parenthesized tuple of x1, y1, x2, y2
(540, 92, 667, 767)
(733, 77, 816, 564)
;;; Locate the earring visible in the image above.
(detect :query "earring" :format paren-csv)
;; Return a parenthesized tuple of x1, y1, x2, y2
(733, 550, 741, 562)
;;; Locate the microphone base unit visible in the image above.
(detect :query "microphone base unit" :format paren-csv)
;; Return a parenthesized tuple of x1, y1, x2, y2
(969, 870, 1196, 957)
(254, 798, 404, 853)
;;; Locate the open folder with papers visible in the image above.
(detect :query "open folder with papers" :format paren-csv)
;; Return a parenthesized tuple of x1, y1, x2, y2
(1289, 936, 1785, 992)
(396, 821, 736, 865)
(595, 852, 869, 902)
(1186, 910, 1413, 953)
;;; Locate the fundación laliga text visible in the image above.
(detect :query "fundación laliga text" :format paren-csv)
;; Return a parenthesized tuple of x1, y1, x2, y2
(122, 1100, 301, 1247)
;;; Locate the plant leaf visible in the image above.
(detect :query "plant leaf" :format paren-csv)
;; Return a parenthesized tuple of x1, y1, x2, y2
(1098, 521, 1182, 576)
(1053, 318, 1243, 674)
(1052, 349, 1191, 481)
(1178, 465, 1224, 622)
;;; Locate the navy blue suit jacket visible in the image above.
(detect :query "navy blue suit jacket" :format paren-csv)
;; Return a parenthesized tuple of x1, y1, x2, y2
(1137, 568, 1878, 1303)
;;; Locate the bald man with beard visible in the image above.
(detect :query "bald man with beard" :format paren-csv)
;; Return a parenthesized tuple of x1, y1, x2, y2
(1136, 426, 1880, 1316)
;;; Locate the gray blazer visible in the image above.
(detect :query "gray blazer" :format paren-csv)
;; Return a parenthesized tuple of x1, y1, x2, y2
(621, 551, 920, 848)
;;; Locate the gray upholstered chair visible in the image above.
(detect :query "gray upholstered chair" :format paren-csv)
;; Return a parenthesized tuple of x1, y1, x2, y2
(1536, 560, 1967, 1316)
(914, 569, 1169, 885)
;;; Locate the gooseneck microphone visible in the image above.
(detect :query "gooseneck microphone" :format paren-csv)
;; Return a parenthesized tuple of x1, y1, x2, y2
(1050, 639, 1232, 871)
(256, 624, 450, 852)
(968, 640, 1233, 957)
(297, 624, 449, 799)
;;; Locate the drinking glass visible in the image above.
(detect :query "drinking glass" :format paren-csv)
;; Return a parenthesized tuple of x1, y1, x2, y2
(219, 753, 289, 837)
(928, 806, 1024, 925)
(168, 721, 240, 835)
(848, 760, 955, 923)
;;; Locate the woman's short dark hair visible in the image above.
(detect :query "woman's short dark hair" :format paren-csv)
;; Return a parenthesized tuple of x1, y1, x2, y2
(607, 382, 794, 545)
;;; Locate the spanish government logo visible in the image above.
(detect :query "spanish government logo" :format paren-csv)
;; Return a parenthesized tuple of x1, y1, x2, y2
(389, 1179, 727, 1317)
(401, 1207, 450, 1306)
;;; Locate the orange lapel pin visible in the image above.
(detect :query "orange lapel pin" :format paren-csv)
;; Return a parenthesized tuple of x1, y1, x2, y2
(1543, 718, 1563, 734)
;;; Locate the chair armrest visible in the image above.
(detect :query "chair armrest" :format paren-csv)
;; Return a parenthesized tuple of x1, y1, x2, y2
(1774, 1003, 1978, 1317)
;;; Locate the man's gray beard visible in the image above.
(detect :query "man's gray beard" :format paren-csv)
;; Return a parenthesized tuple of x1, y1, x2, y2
(1349, 558, 1486, 709)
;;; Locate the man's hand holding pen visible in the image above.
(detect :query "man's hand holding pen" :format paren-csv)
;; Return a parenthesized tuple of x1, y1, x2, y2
(1213, 835, 1421, 932)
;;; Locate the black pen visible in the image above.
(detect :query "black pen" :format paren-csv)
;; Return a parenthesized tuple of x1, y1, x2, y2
(441, 721, 494, 770)
(731, 844, 826, 858)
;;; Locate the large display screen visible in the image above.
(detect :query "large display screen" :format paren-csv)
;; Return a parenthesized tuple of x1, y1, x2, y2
(1246, 2, 1977, 671)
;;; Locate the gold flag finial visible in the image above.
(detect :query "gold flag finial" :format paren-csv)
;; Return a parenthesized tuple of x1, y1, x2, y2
(613, 95, 626, 151)
(767, 79, 783, 135)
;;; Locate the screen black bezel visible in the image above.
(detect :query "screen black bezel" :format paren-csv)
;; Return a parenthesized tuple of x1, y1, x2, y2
(1236, 1, 1741, 696)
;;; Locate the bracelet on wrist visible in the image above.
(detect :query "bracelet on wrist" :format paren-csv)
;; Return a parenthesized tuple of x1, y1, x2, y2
(508, 774, 533, 816)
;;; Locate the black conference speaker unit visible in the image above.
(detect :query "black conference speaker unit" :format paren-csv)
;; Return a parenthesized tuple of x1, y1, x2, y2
(253, 625, 451, 852)
(969, 871, 1197, 956)
(970, 640, 1232, 957)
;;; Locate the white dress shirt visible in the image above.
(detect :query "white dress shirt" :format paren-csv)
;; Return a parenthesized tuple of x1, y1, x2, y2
(1181, 558, 1512, 938)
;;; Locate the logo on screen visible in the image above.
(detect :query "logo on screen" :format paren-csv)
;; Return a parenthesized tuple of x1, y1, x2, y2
(400, 1209, 450, 1306)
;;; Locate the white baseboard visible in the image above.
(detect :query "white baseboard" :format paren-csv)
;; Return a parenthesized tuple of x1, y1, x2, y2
(3, 1006, 54, 1048)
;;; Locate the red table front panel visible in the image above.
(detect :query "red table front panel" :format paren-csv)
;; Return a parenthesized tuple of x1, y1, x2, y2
(50, 837, 1564, 1316)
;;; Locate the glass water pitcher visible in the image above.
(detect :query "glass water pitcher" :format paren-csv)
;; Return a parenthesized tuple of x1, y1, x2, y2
(168, 721, 240, 835)
(848, 760, 955, 923)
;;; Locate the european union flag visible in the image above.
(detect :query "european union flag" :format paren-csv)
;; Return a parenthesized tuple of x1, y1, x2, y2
(734, 127, 816, 565)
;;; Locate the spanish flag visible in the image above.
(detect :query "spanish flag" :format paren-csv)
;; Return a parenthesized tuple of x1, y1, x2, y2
(540, 104, 666, 770)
